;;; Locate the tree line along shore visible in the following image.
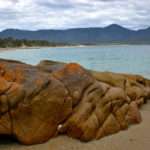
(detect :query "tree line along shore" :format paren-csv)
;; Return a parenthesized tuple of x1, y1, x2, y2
(0, 37, 69, 48)
(1, 37, 150, 49)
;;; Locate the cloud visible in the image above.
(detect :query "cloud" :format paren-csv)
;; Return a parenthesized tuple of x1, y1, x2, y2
(0, 0, 150, 30)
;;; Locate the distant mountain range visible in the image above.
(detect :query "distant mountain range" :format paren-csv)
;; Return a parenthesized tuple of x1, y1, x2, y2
(0, 24, 150, 44)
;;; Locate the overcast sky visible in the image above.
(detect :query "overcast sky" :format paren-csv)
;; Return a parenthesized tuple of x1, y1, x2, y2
(0, 0, 150, 31)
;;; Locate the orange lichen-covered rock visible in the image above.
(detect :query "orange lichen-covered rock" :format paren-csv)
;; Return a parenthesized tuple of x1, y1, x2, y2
(0, 59, 72, 145)
(39, 60, 150, 142)
(0, 59, 149, 145)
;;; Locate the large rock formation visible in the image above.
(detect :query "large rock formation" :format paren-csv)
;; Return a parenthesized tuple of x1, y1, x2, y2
(0, 59, 150, 145)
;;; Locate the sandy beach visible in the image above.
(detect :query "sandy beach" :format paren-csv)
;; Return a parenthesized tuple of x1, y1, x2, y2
(0, 47, 42, 52)
(0, 100, 149, 150)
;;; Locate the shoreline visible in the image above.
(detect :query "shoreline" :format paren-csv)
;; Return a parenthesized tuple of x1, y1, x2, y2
(1, 43, 150, 52)
(0, 47, 42, 52)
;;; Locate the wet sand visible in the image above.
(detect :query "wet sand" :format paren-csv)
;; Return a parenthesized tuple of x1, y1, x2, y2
(0, 101, 150, 150)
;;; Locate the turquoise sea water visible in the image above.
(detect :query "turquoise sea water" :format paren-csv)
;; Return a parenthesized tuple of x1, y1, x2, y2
(0, 45, 150, 78)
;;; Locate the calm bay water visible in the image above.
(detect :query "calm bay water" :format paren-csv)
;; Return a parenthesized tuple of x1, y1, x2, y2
(0, 45, 150, 78)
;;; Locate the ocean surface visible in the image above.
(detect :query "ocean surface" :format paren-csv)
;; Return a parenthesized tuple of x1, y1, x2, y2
(0, 45, 150, 78)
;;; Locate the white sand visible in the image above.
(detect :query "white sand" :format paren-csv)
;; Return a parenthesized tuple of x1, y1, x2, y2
(0, 101, 150, 150)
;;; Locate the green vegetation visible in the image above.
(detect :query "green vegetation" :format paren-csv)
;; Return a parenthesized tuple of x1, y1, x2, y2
(1, 37, 149, 48)
(0, 37, 68, 48)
